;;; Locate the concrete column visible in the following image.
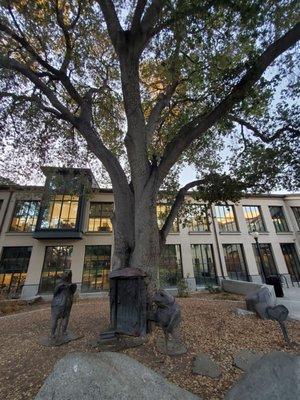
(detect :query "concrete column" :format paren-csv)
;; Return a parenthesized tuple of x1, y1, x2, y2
(22, 242, 46, 298)
(71, 242, 85, 292)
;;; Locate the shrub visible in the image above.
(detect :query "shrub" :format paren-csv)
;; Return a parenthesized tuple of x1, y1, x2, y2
(177, 278, 190, 297)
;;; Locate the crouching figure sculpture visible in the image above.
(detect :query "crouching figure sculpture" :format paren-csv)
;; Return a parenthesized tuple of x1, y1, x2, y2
(40, 271, 80, 347)
(152, 290, 187, 355)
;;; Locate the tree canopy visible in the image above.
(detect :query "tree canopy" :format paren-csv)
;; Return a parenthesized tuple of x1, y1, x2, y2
(0, 0, 299, 194)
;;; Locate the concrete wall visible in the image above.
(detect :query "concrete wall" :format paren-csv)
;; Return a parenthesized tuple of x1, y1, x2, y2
(0, 186, 299, 299)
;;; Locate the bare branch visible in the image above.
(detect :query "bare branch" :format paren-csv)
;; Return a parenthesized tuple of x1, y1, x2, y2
(158, 22, 300, 184)
(230, 115, 300, 143)
(0, 22, 82, 104)
(0, 91, 67, 119)
(0, 55, 76, 123)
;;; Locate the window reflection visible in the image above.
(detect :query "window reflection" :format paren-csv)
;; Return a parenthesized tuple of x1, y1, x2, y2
(82, 245, 111, 292)
(159, 244, 182, 287)
(0, 247, 32, 295)
(186, 204, 209, 232)
(41, 195, 79, 230)
(243, 205, 265, 232)
(10, 201, 40, 232)
(215, 205, 238, 232)
(223, 244, 249, 281)
(39, 246, 73, 293)
(156, 204, 179, 233)
(191, 244, 217, 285)
(88, 202, 113, 232)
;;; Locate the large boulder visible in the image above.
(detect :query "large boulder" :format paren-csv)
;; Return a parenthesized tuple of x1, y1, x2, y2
(226, 351, 300, 400)
(245, 286, 276, 319)
(35, 352, 200, 400)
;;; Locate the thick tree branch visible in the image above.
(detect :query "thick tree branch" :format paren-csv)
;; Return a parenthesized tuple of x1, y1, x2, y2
(145, 81, 178, 145)
(96, 0, 123, 51)
(230, 115, 300, 143)
(160, 179, 204, 242)
(131, 0, 147, 32)
(141, 0, 167, 37)
(158, 22, 300, 184)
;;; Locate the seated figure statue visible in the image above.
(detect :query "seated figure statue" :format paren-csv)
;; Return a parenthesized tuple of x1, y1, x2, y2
(51, 270, 77, 340)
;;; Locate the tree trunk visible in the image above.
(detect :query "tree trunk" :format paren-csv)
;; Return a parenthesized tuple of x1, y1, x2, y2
(111, 178, 161, 291)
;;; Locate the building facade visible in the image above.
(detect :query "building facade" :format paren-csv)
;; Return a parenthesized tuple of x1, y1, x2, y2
(0, 168, 300, 299)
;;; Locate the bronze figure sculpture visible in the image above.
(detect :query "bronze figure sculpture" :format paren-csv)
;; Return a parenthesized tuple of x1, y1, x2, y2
(153, 290, 186, 355)
(40, 270, 80, 346)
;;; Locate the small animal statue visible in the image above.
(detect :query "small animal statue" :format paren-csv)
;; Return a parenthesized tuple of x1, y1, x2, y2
(51, 270, 77, 340)
(152, 290, 181, 352)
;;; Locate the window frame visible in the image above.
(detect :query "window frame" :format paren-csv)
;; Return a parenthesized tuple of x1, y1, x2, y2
(156, 203, 180, 233)
(252, 242, 278, 278)
(38, 245, 73, 293)
(81, 245, 112, 292)
(214, 204, 239, 232)
(0, 246, 32, 294)
(222, 243, 249, 281)
(9, 200, 40, 233)
(191, 243, 217, 286)
(159, 244, 183, 288)
(87, 202, 114, 233)
(187, 203, 210, 233)
(292, 207, 300, 230)
(280, 243, 300, 282)
(243, 205, 266, 233)
(269, 206, 289, 233)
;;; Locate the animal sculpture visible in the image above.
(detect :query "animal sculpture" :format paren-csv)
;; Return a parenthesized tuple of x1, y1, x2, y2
(152, 290, 181, 351)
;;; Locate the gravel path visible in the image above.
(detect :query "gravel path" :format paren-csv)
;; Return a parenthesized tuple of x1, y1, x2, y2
(0, 297, 299, 400)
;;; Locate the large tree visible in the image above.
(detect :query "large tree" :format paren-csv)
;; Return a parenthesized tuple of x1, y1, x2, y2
(0, 1, 299, 285)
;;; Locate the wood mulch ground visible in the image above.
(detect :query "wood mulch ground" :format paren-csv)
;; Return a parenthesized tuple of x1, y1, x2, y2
(0, 296, 299, 400)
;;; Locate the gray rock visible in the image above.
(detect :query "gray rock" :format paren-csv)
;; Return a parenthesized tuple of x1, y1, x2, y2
(35, 352, 200, 400)
(226, 351, 300, 400)
(192, 353, 221, 378)
(246, 287, 276, 319)
(233, 349, 264, 372)
(234, 308, 255, 316)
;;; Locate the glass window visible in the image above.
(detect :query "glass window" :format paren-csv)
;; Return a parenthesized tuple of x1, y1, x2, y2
(88, 202, 113, 232)
(39, 246, 73, 293)
(10, 200, 40, 232)
(159, 244, 182, 287)
(292, 207, 300, 230)
(187, 204, 209, 232)
(252, 243, 277, 279)
(280, 243, 300, 282)
(191, 244, 217, 286)
(269, 206, 289, 232)
(223, 244, 249, 281)
(82, 245, 111, 292)
(215, 205, 238, 232)
(157, 204, 179, 233)
(0, 247, 32, 295)
(40, 195, 79, 230)
(243, 205, 266, 232)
